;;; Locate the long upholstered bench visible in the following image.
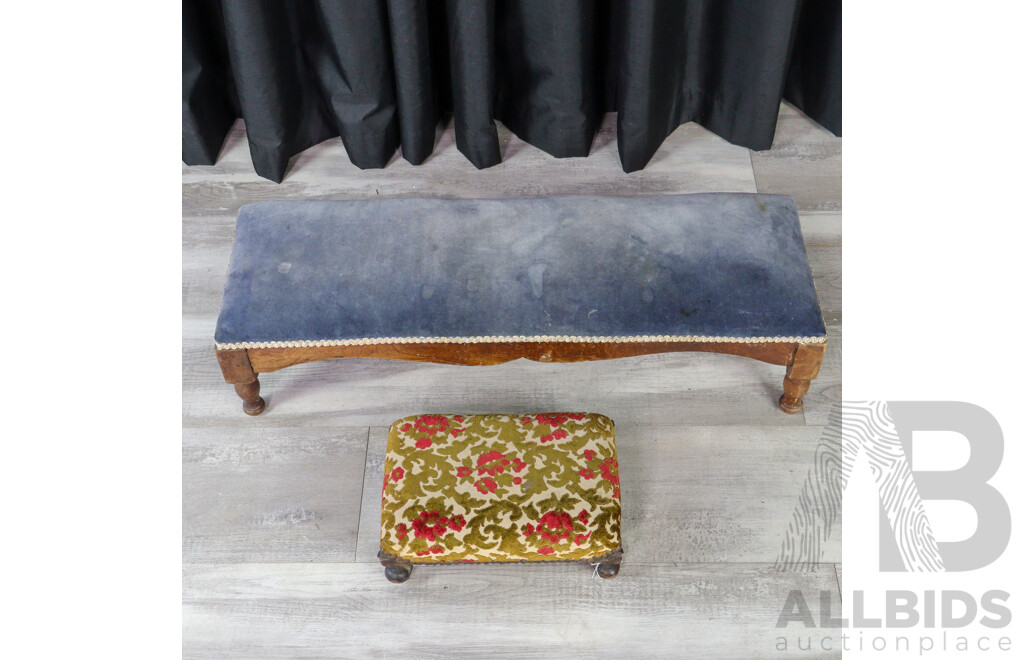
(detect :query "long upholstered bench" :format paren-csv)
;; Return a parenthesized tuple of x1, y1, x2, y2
(214, 194, 827, 415)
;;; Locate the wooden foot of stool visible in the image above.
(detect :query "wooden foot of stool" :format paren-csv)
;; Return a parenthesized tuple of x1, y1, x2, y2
(595, 548, 623, 579)
(234, 378, 266, 416)
(378, 550, 413, 583)
(216, 348, 266, 416)
(779, 375, 810, 414)
(778, 343, 826, 414)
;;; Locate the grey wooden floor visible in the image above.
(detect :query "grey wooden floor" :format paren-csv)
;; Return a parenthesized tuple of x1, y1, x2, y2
(183, 103, 842, 658)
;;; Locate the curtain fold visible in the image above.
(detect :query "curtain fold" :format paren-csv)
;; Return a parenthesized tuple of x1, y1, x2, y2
(784, 0, 842, 135)
(183, 0, 841, 183)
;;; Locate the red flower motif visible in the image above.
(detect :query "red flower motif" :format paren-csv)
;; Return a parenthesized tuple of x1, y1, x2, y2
(599, 456, 620, 487)
(537, 546, 554, 555)
(430, 544, 444, 554)
(574, 532, 591, 546)
(540, 429, 569, 443)
(522, 523, 536, 538)
(453, 415, 465, 422)
(401, 423, 412, 432)
(390, 467, 404, 483)
(477, 450, 505, 465)
(578, 509, 589, 524)
(448, 514, 466, 532)
(520, 415, 534, 425)
(412, 510, 449, 542)
(415, 415, 450, 435)
(415, 437, 433, 449)
(476, 450, 507, 476)
(583, 449, 596, 461)
(451, 429, 464, 438)
(536, 413, 569, 427)
(579, 468, 595, 479)
(510, 457, 527, 472)
(537, 511, 574, 543)
(567, 413, 586, 421)
(512, 477, 522, 485)
(395, 523, 408, 540)
(475, 477, 498, 494)
(456, 466, 473, 478)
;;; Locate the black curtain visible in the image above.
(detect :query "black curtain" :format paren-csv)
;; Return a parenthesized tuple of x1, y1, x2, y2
(183, 0, 841, 183)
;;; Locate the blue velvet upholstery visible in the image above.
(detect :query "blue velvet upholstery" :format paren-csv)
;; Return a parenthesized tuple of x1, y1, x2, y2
(215, 194, 826, 346)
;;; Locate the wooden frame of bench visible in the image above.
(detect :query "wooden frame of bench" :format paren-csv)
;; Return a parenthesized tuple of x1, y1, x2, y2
(215, 339, 826, 417)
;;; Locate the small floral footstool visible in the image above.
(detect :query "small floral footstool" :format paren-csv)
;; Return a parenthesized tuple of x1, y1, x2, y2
(377, 413, 623, 583)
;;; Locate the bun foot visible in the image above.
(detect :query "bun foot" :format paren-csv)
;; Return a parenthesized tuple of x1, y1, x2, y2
(385, 565, 412, 583)
(241, 395, 266, 416)
(595, 548, 623, 579)
(779, 375, 809, 414)
(378, 550, 413, 583)
(778, 393, 803, 414)
(234, 379, 266, 416)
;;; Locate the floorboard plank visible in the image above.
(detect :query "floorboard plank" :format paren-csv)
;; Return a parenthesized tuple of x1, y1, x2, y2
(183, 561, 838, 659)
(183, 425, 369, 562)
(800, 212, 841, 246)
(638, 122, 758, 193)
(751, 109, 842, 212)
(355, 427, 389, 562)
(809, 245, 842, 326)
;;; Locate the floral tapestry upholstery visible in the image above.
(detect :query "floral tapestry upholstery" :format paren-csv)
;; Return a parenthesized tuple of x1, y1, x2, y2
(380, 413, 621, 563)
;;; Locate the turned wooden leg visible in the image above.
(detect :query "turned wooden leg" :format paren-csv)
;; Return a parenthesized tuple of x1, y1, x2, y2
(234, 378, 266, 416)
(378, 549, 413, 583)
(779, 375, 811, 413)
(779, 342, 826, 414)
(216, 348, 266, 416)
(595, 548, 623, 579)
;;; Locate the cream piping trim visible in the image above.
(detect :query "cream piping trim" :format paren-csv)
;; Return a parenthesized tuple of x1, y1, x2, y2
(216, 334, 827, 350)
